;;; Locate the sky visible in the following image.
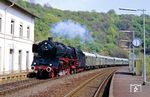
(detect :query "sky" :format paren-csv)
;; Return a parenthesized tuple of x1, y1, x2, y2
(33, 0, 150, 15)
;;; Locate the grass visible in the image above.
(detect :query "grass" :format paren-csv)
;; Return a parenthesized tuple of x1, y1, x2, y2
(135, 55, 150, 81)
(147, 56, 150, 82)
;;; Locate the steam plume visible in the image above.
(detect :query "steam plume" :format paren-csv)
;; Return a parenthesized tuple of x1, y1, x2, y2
(50, 20, 92, 43)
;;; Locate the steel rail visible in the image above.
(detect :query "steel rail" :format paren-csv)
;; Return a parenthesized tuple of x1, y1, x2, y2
(0, 78, 55, 95)
(0, 71, 85, 95)
(64, 68, 116, 97)
(93, 70, 116, 97)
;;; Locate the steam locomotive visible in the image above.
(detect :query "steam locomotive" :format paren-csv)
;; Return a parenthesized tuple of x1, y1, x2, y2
(30, 37, 85, 78)
(30, 37, 128, 78)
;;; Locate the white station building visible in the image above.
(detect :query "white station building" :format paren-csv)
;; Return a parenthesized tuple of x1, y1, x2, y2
(0, 0, 36, 75)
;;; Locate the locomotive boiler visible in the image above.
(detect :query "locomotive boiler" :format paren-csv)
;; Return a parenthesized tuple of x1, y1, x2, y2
(31, 37, 85, 78)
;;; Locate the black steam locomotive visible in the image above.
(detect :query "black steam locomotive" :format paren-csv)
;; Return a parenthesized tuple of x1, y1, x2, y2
(31, 37, 85, 78)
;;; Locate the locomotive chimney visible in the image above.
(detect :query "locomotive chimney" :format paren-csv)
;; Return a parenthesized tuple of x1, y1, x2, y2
(48, 37, 53, 41)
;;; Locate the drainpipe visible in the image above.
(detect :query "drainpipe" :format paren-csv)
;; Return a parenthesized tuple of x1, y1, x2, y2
(3, 2, 15, 74)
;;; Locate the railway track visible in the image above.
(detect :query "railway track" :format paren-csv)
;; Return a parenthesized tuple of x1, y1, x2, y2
(0, 69, 100, 96)
(64, 68, 117, 97)
(0, 78, 55, 95)
(0, 68, 117, 96)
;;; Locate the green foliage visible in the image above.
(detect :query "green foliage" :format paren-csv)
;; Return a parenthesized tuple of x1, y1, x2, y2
(147, 56, 150, 75)
(136, 55, 150, 76)
(15, 0, 150, 58)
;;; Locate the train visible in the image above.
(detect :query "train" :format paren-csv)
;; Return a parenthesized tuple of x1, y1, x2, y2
(29, 37, 128, 79)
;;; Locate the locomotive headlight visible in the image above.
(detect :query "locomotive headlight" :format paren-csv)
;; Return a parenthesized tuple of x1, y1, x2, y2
(46, 67, 51, 72)
(49, 64, 52, 66)
(45, 46, 47, 49)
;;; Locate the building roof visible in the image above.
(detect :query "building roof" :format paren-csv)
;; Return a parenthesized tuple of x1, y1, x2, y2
(2, 0, 39, 18)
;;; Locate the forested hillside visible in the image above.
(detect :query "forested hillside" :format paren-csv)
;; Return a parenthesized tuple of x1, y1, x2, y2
(14, 0, 150, 57)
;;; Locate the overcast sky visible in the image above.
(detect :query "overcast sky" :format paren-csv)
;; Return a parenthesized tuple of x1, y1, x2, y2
(33, 0, 150, 15)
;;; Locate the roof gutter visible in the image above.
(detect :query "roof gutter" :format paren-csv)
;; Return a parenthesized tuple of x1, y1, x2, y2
(5, 1, 15, 10)
(3, 1, 15, 74)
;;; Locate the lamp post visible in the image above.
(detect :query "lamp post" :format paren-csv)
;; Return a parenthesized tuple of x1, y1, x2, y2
(119, 8, 146, 85)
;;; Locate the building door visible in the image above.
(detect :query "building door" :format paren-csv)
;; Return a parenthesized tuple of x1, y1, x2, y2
(9, 49, 14, 73)
(0, 47, 1, 73)
(26, 51, 29, 71)
(18, 50, 22, 72)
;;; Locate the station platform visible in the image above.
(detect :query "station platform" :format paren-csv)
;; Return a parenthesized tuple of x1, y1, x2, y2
(109, 66, 150, 97)
(0, 72, 28, 84)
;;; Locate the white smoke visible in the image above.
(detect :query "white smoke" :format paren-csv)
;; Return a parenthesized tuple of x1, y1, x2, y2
(50, 20, 93, 43)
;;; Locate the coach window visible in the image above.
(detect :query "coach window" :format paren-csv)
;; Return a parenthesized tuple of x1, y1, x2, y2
(19, 23, 23, 38)
(27, 26, 30, 39)
(11, 20, 15, 34)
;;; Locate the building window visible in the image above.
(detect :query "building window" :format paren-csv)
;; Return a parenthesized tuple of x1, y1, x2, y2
(19, 23, 23, 37)
(10, 20, 14, 34)
(26, 51, 29, 71)
(0, 17, 2, 33)
(27, 26, 30, 39)
(18, 50, 22, 71)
